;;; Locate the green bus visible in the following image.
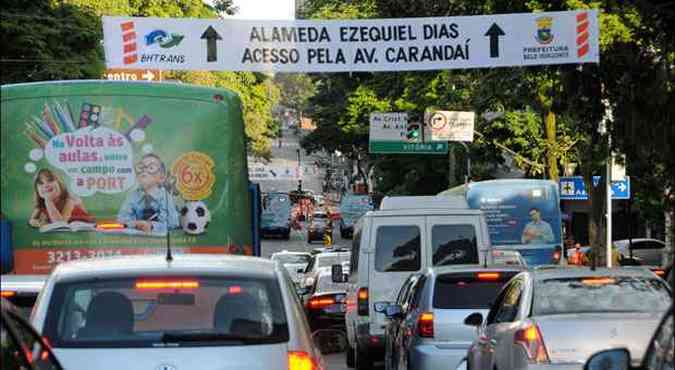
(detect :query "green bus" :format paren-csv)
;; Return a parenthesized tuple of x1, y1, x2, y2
(1, 80, 258, 274)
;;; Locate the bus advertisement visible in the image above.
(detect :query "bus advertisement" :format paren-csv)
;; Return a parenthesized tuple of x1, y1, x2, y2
(1, 80, 256, 274)
(441, 179, 562, 265)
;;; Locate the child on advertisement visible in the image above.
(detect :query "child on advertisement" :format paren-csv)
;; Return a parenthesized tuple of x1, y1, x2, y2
(117, 153, 179, 234)
(28, 168, 93, 228)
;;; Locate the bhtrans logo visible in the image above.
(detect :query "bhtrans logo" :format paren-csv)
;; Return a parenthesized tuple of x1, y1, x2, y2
(145, 30, 185, 48)
(120, 22, 186, 65)
(535, 16, 554, 45)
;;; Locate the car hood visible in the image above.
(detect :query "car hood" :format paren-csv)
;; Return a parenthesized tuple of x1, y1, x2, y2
(535, 311, 663, 365)
(53, 344, 292, 370)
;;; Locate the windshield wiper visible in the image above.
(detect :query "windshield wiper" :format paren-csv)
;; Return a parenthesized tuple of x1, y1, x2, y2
(160, 332, 278, 345)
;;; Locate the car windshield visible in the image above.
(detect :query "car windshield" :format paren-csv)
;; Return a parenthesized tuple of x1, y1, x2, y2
(316, 254, 349, 268)
(43, 276, 288, 348)
(315, 274, 348, 294)
(272, 254, 311, 265)
(533, 276, 672, 315)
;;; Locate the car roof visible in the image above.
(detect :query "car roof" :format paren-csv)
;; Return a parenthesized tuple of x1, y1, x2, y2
(0, 275, 47, 293)
(380, 195, 469, 210)
(530, 266, 658, 281)
(49, 254, 280, 282)
(614, 238, 664, 245)
(272, 251, 311, 256)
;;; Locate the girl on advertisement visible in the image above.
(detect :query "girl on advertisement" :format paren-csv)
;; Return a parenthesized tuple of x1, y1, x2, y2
(28, 168, 93, 227)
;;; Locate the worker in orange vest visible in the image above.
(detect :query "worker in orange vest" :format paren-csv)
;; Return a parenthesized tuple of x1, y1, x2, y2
(568, 243, 587, 265)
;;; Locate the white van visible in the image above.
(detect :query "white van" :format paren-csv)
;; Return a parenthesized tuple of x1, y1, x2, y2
(343, 196, 492, 369)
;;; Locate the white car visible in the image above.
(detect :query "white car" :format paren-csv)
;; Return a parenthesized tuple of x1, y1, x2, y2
(301, 251, 351, 290)
(31, 254, 323, 370)
(271, 250, 313, 285)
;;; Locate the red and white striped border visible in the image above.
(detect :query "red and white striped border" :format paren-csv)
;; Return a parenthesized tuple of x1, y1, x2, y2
(121, 21, 137, 65)
(576, 12, 590, 58)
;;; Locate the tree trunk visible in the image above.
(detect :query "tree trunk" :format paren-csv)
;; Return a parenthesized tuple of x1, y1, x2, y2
(545, 111, 559, 182)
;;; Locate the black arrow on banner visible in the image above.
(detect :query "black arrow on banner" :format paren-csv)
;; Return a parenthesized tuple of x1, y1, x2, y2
(484, 23, 505, 58)
(201, 26, 222, 62)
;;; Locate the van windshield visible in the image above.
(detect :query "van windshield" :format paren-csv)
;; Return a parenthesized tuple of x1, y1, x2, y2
(43, 276, 289, 348)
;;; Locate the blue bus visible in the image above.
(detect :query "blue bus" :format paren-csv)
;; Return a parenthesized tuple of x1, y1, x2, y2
(261, 192, 293, 240)
(440, 179, 562, 265)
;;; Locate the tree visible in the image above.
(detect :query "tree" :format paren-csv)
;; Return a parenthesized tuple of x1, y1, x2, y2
(274, 73, 317, 118)
(0, 0, 105, 84)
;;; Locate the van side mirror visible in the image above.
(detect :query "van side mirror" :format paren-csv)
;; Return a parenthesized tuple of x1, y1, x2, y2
(331, 264, 345, 283)
(464, 312, 483, 327)
(584, 349, 631, 370)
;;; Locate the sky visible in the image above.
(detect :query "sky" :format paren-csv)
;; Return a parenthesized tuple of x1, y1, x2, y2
(220, 0, 296, 20)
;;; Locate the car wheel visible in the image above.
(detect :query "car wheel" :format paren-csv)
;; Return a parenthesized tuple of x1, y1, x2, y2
(355, 344, 373, 370)
(346, 343, 355, 368)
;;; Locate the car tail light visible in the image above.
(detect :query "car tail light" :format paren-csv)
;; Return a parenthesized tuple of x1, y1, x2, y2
(651, 268, 665, 277)
(357, 287, 368, 316)
(228, 286, 242, 294)
(476, 272, 501, 281)
(135, 280, 199, 290)
(514, 323, 549, 363)
(1, 291, 16, 298)
(288, 351, 318, 370)
(417, 312, 434, 338)
(308, 296, 335, 310)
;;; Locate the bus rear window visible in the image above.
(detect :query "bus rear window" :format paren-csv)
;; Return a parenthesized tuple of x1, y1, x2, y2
(43, 276, 288, 348)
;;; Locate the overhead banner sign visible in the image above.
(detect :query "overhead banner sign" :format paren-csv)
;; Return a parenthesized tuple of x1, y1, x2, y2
(425, 111, 475, 142)
(102, 10, 599, 73)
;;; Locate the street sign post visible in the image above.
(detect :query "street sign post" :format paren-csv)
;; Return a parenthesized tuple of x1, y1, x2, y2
(424, 111, 475, 142)
(369, 112, 449, 154)
(103, 10, 599, 73)
(559, 176, 631, 200)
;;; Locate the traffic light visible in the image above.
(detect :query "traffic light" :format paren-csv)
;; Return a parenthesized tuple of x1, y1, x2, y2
(406, 122, 422, 142)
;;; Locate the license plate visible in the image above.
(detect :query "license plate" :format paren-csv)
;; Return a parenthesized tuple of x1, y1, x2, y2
(326, 303, 346, 313)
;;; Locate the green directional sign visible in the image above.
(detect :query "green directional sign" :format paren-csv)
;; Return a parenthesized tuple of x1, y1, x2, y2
(369, 141, 448, 154)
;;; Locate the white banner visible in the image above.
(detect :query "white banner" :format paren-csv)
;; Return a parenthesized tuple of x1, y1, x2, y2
(103, 10, 598, 73)
(425, 111, 475, 142)
(369, 112, 408, 141)
(248, 165, 301, 180)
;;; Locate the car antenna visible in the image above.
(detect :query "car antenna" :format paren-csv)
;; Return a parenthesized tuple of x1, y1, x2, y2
(165, 191, 173, 263)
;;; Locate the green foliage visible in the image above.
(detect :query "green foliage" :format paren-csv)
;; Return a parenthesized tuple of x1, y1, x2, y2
(0, 0, 105, 84)
(274, 73, 317, 113)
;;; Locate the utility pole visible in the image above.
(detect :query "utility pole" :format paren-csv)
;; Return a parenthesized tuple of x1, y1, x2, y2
(599, 99, 613, 268)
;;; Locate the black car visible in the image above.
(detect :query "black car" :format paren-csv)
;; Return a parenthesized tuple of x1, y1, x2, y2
(1, 298, 63, 370)
(304, 269, 348, 332)
(307, 212, 331, 243)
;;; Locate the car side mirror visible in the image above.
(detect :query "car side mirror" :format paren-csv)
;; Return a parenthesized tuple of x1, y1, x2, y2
(385, 304, 404, 319)
(584, 348, 632, 370)
(331, 264, 345, 283)
(464, 312, 484, 327)
(373, 301, 390, 313)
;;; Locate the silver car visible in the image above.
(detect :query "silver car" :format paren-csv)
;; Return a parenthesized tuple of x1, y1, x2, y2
(380, 266, 524, 370)
(31, 254, 323, 370)
(466, 267, 671, 370)
(271, 250, 313, 286)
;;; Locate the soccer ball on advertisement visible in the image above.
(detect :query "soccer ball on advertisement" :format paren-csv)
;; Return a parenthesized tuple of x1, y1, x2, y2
(180, 201, 211, 235)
